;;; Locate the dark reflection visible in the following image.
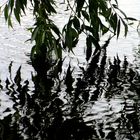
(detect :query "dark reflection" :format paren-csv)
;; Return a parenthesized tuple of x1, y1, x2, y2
(1, 48, 140, 139)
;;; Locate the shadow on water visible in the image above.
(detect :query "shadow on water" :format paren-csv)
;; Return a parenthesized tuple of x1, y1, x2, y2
(1, 47, 140, 139)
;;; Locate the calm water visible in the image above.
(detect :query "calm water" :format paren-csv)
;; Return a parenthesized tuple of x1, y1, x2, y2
(0, 0, 140, 139)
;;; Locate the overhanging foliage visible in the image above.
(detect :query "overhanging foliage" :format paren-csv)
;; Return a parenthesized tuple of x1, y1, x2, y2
(0, 0, 134, 67)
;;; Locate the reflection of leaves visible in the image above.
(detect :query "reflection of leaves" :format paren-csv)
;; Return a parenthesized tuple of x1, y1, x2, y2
(14, 66, 21, 85)
(49, 117, 95, 140)
(106, 128, 116, 140)
(1, 115, 19, 140)
(0, 79, 3, 89)
(65, 64, 74, 93)
(1, 53, 140, 140)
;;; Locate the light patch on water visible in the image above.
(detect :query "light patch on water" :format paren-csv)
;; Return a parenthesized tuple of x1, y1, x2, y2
(83, 97, 124, 122)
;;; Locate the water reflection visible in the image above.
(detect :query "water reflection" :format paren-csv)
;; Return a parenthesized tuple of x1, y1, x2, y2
(0, 51, 140, 139)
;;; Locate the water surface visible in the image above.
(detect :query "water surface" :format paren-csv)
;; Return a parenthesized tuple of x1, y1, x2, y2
(0, 0, 140, 139)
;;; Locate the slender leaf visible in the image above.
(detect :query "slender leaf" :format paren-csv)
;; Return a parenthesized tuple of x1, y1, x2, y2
(86, 36, 92, 61)
(14, 8, 21, 23)
(4, 4, 9, 21)
(82, 10, 89, 21)
(121, 18, 128, 36)
(31, 27, 39, 42)
(125, 17, 137, 21)
(117, 19, 120, 39)
(8, 17, 13, 27)
(73, 17, 80, 31)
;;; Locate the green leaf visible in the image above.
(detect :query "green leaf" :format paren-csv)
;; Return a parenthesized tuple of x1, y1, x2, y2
(124, 23, 128, 37)
(84, 25, 94, 33)
(22, 0, 27, 7)
(72, 38, 79, 48)
(125, 17, 137, 21)
(114, 0, 118, 5)
(41, 32, 46, 43)
(117, 19, 120, 39)
(4, 4, 9, 21)
(89, 0, 98, 13)
(116, 7, 127, 19)
(110, 13, 118, 33)
(44, 0, 56, 13)
(9, 0, 14, 13)
(82, 10, 89, 21)
(50, 24, 60, 37)
(76, 0, 85, 16)
(102, 8, 111, 18)
(57, 45, 62, 58)
(73, 17, 80, 31)
(66, 28, 72, 51)
(19, 0, 26, 14)
(71, 28, 78, 38)
(64, 23, 79, 51)
(31, 45, 36, 60)
(121, 18, 128, 36)
(101, 24, 109, 35)
(8, 17, 13, 27)
(54, 44, 62, 58)
(14, 8, 21, 23)
(86, 36, 92, 61)
(31, 27, 39, 42)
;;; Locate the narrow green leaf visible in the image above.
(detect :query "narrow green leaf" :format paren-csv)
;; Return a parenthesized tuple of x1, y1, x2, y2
(117, 19, 120, 39)
(9, 0, 14, 13)
(73, 17, 80, 31)
(86, 36, 92, 61)
(101, 24, 109, 35)
(110, 13, 118, 33)
(50, 24, 60, 37)
(125, 17, 137, 21)
(19, 0, 26, 13)
(117, 7, 127, 19)
(71, 28, 78, 38)
(76, 0, 85, 13)
(124, 23, 128, 37)
(121, 18, 128, 36)
(8, 17, 13, 27)
(42, 32, 46, 43)
(82, 10, 89, 21)
(66, 29, 72, 51)
(4, 4, 9, 21)
(57, 45, 62, 58)
(114, 0, 118, 5)
(30, 45, 36, 60)
(14, 8, 21, 23)
(72, 38, 79, 48)
(44, 0, 56, 13)
(31, 27, 39, 42)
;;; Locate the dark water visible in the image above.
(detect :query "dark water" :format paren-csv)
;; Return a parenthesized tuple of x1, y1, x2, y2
(0, 45, 140, 140)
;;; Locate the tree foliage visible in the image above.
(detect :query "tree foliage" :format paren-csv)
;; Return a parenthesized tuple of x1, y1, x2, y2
(0, 0, 133, 68)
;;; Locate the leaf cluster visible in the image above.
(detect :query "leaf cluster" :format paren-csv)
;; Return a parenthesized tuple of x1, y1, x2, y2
(0, 0, 135, 66)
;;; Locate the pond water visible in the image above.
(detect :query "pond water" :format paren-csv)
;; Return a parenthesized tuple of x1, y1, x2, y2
(0, 0, 140, 140)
